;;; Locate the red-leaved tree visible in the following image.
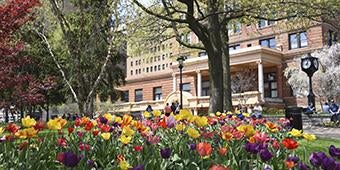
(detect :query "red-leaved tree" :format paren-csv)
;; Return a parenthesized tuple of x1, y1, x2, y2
(0, 0, 53, 122)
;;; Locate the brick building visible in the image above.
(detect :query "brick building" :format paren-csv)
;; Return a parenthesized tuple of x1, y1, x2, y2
(113, 20, 338, 114)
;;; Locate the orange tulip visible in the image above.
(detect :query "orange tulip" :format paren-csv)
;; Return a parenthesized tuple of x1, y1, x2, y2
(196, 142, 213, 157)
(282, 138, 299, 150)
(217, 147, 228, 156)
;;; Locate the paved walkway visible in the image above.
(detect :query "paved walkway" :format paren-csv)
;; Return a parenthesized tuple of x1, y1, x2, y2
(304, 126, 340, 140)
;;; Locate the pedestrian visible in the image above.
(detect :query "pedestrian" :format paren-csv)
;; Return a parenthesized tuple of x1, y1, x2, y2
(164, 103, 172, 117)
(252, 103, 263, 118)
(146, 105, 153, 113)
(171, 102, 176, 114)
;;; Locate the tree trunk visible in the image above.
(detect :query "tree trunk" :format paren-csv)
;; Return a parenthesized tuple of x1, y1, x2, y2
(221, 25, 233, 111)
(206, 9, 224, 113)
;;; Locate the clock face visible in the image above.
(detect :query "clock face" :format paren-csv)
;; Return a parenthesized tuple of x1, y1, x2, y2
(302, 59, 311, 69)
(313, 59, 318, 69)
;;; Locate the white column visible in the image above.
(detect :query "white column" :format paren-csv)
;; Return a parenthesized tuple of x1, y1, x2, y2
(196, 70, 202, 97)
(193, 108, 198, 116)
(172, 73, 177, 92)
(257, 61, 264, 102)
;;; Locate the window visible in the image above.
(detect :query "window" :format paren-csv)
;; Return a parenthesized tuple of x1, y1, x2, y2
(229, 44, 241, 51)
(328, 30, 337, 46)
(158, 65, 161, 71)
(135, 69, 138, 75)
(150, 57, 153, 63)
(121, 91, 129, 102)
(135, 89, 143, 102)
(162, 55, 165, 60)
(198, 51, 207, 57)
(201, 80, 210, 96)
(166, 63, 168, 67)
(169, 43, 173, 49)
(130, 70, 133, 75)
(162, 64, 165, 70)
(228, 22, 241, 34)
(264, 73, 278, 98)
(182, 83, 191, 93)
(258, 19, 275, 28)
(158, 56, 161, 61)
(154, 66, 157, 71)
(154, 57, 157, 62)
(150, 66, 153, 72)
(146, 67, 149, 72)
(247, 44, 252, 47)
(138, 60, 141, 65)
(260, 37, 276, 49)
(131, 61, 133, 66)
(153, 87, 162, 101)
(289, 31, 308, 49)
(139, 69, 141, 74)
(135, 60, 138, 65)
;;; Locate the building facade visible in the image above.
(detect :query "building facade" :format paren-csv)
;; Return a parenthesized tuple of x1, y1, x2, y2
(113, 20, 338, 114)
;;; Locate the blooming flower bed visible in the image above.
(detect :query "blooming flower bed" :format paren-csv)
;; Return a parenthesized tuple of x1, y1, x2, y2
(0, 110, 339, 169)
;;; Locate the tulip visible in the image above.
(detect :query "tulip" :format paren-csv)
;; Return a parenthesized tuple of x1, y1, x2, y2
(297, 163, 309, 170)
(99, 116, 108, 124)
(245, 142, 259, 154)
(321, 156, 336, 170)
(119, 160, 132, 170)
(260, 148, 273, 162)
(101, 132, 111, 140)
(196, 142, 213, 157)
(195, 116, 208, 127)
(218, 147, 228, 156)
(6, 123, 20, 134)
(160, 148, 172, 159)
(187, 127, 200, 139)
(329, 145, 340, 158)
(131, 164, 144, 170)
(189, 143, 196, 150)
(57, 138, 67, 147)
(59, 152, 81, 167)
(303, 133, 316, 141)
(209, 164, 230, 170)
(67, 127, 74, 134)
(103, 113, 113, 122)
(288, 128, 303, 137)
(310, 152, 327, 167)
(166, 115, 176, 128)
(287, 156, 299, 163)
(133, 145, 143, 152)
(22, 116, 36, 128)
(119, 135, 132, 144)
(282, 138, 299, 150)
(122, 126, 135, 137)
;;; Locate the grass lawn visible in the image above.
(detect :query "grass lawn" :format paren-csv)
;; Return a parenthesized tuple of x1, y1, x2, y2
(296, 137, 340, 162)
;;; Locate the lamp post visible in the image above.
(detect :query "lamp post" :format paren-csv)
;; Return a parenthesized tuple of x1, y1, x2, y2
(301, 53, 319, 108)
(177, 56, 186, 109)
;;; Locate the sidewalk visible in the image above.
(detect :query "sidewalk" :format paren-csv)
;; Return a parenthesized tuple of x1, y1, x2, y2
(303, 126, 340, 140)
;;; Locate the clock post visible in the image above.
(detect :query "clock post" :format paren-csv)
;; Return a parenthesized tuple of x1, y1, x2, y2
(301, 53, 319, 108)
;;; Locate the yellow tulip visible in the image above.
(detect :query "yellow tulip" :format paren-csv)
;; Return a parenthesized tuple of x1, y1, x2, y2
(103, 113, 114, 122)
(179, 109, 192, 120)
(187, 127, 200, 139)
(175, 124, 186, 131)
(236, 125, 256, 137)
(303, 133, 316, 141)
(222, 113, 226, 116)
(143, 111, 151, 118)
(119, 135, 132, 144)
(101, 132, 111, 140)
(152, 110, 162, 117)
(25, 127, 37, 138)
(209, 113, 216, 117)
(119, 160, 132, 170)
(195, 116, 208, 127)
(288, 128, 303, 137)
(122, 126, 135, 137)
(115, 116, 123, 124)
(47, 117, 67, 130)
(216, 112, 221, 116)
(0, 127, 4, 134)
(22, 116, 36, 128)
(187, 115, 197, 123)
(242, 113, 250, 118)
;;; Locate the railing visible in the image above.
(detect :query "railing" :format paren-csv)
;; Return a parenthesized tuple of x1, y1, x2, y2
(112, 91, 262, 113)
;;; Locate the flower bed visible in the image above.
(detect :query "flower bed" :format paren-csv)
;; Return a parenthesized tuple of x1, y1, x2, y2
(0, 110, 339, 169)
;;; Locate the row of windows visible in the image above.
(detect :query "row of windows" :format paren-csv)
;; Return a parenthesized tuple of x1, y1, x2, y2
(229, 31, 308, 51)
(130, 63, 173, 75)
(122, 72, 279, 103)
(148, 43, 173, 54)
(130, 53, 173, 67)
(227, 19, 275, 35)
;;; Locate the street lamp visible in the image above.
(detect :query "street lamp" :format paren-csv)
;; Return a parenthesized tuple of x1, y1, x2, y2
(177, 56, 186, 109)
(301, 53, 319, 108)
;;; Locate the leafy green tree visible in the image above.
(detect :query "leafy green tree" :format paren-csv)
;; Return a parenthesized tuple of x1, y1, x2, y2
(132, 0, 340, 112)
(31, 0, 126, 116)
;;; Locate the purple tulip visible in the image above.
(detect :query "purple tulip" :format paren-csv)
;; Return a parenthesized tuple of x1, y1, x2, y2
(189, 143, 196, 150)
(63, 152, 80, 167)
(99, 116, 108, 124)
(297, 162, 309, 170)
(310, 152, 327, 167)
(87, 159, 94, 167)
(259, 149, 273, 162)
(166, 115, 176, 128)
(329, 145, 340, 158)
(132, 164, 144, 170)
(287, 156, 300, 163)
(160, 148, 172, 159)
(321, 156, 336, 170)
(335, 162, 340, 170)
(245, 142, 259, 154)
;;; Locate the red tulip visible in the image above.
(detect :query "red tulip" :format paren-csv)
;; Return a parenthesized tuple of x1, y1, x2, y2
(6, 123, 20, 134)
(84, 121, 94, 131)
(282, 138, 299, 150)
(134, 145, 143, 152)
(209, 164, 230, 170)
(57, 138, 67, 147)
(218, 147, 228, 156)
(92, 130, 99, 136)
(68, 127, 74, 134)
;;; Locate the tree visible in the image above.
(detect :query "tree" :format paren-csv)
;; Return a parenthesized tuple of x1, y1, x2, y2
(132, 0, 340, 112)
(284, 43, 340, 106)
(32, 0, 126, 116)
(0, 0, 47, 121)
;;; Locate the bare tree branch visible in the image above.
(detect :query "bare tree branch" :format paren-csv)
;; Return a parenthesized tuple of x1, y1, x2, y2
(35, 30, 79, 103)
